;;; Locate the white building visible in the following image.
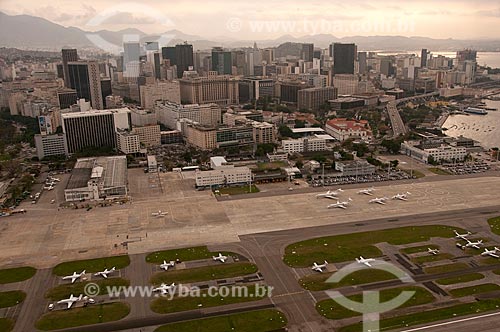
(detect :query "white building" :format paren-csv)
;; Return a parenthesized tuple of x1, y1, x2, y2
(155, 101, 221, 130)
(195, 158, 252, 188)
(116, 130, 141, 154)
(401, 141, 467, 163)
(325, 118, 372, 142)
(282, 137, 326, 154)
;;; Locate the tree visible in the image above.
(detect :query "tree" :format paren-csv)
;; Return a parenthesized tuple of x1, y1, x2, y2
(390, 160, 399, 168)
(295, 160, 303, 169)
(381, 139, 403, 154)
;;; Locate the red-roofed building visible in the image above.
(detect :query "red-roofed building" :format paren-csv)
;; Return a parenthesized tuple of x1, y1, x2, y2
(325, 118, 372, 142)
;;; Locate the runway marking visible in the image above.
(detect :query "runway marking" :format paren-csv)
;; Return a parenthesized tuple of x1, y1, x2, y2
(400, 310, 500, 331)
(272, 291, 306, 298)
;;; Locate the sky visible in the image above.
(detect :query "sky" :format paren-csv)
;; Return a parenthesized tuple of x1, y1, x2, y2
(1, 0, 500, 40)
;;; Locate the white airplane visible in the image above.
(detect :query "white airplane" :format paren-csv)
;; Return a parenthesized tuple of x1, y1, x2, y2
(369, 197, 389, 205)
(454, 230, 472, 241)
(44, 185, 55, 191)
(428, 248, 440, 255)
(312, 261, 328, 272)
(356, 256, 376, 267)
(327, 198, 352, 209)
(153, 282, 176, 295)
(213, 253, 228, 263)
(160, 260, 175, 271)
(316, 189, 344, 199)
(94, 267, 116, 279)
(358, 187, 375, 196)
(57, 294, 83, 309)
(464, 239, 483, 249)
(152, 210, 168, 217)
(62, 270, 86, 283)
(49, 177, 61, 182)
(392, 192, 411, 201)
(481, 247, 500, 258)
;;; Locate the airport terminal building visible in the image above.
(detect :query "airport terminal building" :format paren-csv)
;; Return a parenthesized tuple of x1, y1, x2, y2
(64, 156, 128, 202)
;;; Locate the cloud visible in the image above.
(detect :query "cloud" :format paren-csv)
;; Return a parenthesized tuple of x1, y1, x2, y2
(100, 12, 159, 25)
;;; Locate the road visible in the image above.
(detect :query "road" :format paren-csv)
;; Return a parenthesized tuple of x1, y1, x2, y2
(387, 101, 407, 137)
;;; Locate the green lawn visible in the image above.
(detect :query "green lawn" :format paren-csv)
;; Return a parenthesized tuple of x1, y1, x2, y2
(411, 253, 454, 264)
(0, 290, 26, 308)
(35, 302, 130, 331)
(146, 246, 236, 264)
(487, 216, 500, 235)
(401, 169, 425, 179)
(317, 286, 435, 320)
(154, 309, 287, 332)
(401, 245, 439, 255)
(0, 266, 36, 284)
(449, 283, 500, 297)
(428, 167, 451, 175)
(284, 225, 464, 268)
(423, 262, 469, 275)
(340, 299, 500, 332)
(0, 318, 14, 332)
(299, 269, 398, 291)
(45, 278, 129, 300)
(151, 262, 258, 286)
(217, 185, 260, 195)
(436, 273, 485, 285)
(151, 284, 270, 314)
(52, 256, 130, 276)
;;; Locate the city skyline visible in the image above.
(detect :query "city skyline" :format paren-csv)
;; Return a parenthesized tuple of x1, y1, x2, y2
(1, 0, 500, 40)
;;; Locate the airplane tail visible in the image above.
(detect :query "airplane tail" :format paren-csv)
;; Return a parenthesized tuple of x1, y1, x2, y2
(348, 197, 352, 201)
(82, 270, 86, 274)
(324, 260, 328, 265)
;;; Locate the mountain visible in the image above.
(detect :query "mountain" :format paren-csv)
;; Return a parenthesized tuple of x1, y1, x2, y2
(1, 12, 500, 52)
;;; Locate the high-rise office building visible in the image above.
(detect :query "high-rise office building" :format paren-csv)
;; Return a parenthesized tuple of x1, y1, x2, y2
(358, 52, 367, 74)
(153, 52, 161, 79)
(175, 43, 194, 78)
(123, 42, 141, 78)
(67, 61, 104, 110)
(57, 89, 78, 109)
(100, 78, 112, 108)
(61, 49, 78, 88)
(62, 108, 131, 154)
(330, 43, 356, 75)
(179, 74, 239, 105)
(301, 43, 314, 62)
(421, 49, 428, 68)
(212, 47, 232, 75)
(162, 46, 176, 64)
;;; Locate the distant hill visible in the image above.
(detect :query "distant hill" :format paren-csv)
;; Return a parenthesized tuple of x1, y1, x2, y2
(1, 12, 499, 52)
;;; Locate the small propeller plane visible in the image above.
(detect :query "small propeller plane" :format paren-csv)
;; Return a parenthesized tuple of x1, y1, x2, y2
(160, 260, 175, 271)
(356, 256, 376, 267)
(312, 261, 329, 273)
(428, 248, 440, 255)
(153, 283, 176, 295)
(213, 253, 228, 263)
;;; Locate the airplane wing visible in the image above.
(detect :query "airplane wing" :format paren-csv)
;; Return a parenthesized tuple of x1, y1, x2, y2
(325, 195, 338, 200)
(220, 258, 226, 263)
(313, 267, 322, 272)
(71, 277, 78, 283)
(364, 262, 372, 267)
(102, 273, 108, 278)
(67, 301, 74, 309)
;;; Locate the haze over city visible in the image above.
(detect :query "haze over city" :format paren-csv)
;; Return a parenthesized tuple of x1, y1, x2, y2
(1, 0, 500, 39)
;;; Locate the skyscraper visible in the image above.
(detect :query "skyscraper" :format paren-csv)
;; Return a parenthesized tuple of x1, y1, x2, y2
(301, 43, 314, 62)
(67, 61, 104, 110)
(331, 43, 357, 75)
(421, 49, 428, 67)
(162, 46, 177, 64)
(61, 49, 78, 88)
(358, 52, 367, 74)
(175, 43, 194, 78)
(123, 42, 141, 78)
(212, 47, 232, 75)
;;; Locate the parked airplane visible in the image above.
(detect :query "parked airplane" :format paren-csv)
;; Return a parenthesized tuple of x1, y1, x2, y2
(356, 256, 375, 267)
(454, 230, 472, 241)
(317, 189, 344, 199)
(62, 270, 86, 283)
(160, 260, 175, 271)
(94, 267, 116, 279)
(152, 210, 168, 217)
(153, 282, 176, 295)
(369, 197, 389, 205)
(49, 177, 61, 182)
(392, 192, 411, 201)
(428, 248, 440, 255)
(481, 248, 500, 258)
(57, 294, 83, 309)
(327, 198, 352, 209)
(312, 261, 328, 272)
(358, 188, 375, 196)
(213, 253, 228, 263)
(44, 185, 55, 191)
(464, 239, 483, 249)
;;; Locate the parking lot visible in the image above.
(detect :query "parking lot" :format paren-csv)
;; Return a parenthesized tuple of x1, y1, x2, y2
(441, 162, 490, 175)
(309, 169, 413, 187)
